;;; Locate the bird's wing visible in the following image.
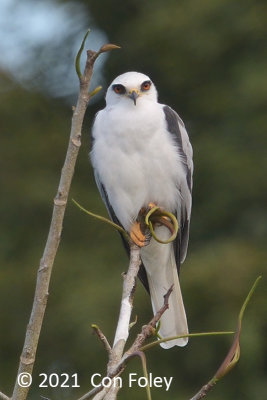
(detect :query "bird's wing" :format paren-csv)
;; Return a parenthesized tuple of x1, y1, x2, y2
(93, 169, 150, 291)
(93, 170, 121, 227)
(163, 105, 193, 270)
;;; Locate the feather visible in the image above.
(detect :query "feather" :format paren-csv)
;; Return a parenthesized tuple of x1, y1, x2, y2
(141, 225, 188, 348)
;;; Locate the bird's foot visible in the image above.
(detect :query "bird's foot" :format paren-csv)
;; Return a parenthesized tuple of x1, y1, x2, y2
(130, 221, 149, 247)
(130, 203, 161, 247)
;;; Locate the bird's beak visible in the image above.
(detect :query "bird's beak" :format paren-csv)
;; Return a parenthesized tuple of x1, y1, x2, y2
(128, 89, 140, 105)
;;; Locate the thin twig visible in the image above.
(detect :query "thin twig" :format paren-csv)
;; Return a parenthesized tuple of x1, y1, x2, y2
(189, 276, 262, 400)
(92, 324, 111, 354)
(140, 331, 234, 352)
(128, 351, 151, 400)
(189, 382, 216, 400)
(126, 285, 173, 354)
(72, 199, 129, 241)
(0, 391, 10, 400)
(95, 284, 174, 399)
(10, 33, 119, 400)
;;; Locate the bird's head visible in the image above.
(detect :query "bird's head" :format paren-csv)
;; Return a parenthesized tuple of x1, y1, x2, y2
(105, 72, 158, 107)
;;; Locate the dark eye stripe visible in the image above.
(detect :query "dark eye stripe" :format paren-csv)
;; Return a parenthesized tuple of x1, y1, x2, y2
(112, 84, 126, 94)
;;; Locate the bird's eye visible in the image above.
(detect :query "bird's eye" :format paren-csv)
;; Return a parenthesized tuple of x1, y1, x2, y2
(141, 80, 152, 91)
(112, 84, 126, 95)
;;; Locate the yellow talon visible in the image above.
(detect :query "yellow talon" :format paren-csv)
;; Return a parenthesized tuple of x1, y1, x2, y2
(130, 221, 147, 247)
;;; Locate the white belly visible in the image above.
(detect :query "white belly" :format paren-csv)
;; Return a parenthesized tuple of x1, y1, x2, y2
(91, 103, 184, 231)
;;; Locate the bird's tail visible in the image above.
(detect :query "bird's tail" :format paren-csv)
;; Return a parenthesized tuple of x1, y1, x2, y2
(141, 228, 188, 349)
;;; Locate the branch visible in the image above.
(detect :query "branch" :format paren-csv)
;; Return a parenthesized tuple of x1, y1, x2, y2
(140, 331, 234, 352)
(125, 285, 173, 354)
(92, 324, 111, 355)
(112, 243, 141, 352)
(78, 281, 174, 400)
(77, 242, 141, 400)
(0, 391, 10, 400)
(98, 284, 174, 400)
(10, 31, 119, 400)
(72, 199, 129, 241)
(104, 242, 141, 400)
(189, 275, 262, 400)
(82, 274, 260, 400)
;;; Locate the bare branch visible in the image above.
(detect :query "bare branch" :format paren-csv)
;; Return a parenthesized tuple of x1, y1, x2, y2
(128, 351, 151, 400)
(0, 391, 10, 400)
(189, 382, 216, 400)
(10, 34, 119, 400)
(189, 276, 262, 400)
(126, 284, 173, 354)
(104, 243, 141, 400)
(112, 242, 141, 354)
(77, 243, 141, 400)
(92, 324, 112, 354)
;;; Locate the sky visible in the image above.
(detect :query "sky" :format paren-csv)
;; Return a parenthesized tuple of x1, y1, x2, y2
(0, 0, 108, 100)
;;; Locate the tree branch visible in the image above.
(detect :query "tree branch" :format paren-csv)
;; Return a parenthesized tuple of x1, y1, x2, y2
(77, 242, 141, 400)
(189, 275, 262, 400)
(92, 324, 112, 355)
(127, 284, 173, 353)
(104, 242, 141, 400)
(10, 33, 119, 400)
(189, 383, 215, 400)
(77, 251, 175, 400)
(112, 243, 141, 354)
(0, 391, 10, 400)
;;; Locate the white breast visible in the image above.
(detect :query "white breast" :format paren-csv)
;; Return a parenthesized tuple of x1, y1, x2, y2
(91, 100, 184, 231)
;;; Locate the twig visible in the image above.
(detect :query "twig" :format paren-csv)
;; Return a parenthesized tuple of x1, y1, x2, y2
(189, 383, 216, 400)
(10, 32, 119, 400)
(126, 285, 174, 354)
(128, 351, 151, 400)
(72, 199, 129, 241)
(92, 324, 111, 354)
(189, 276, 262, 400)
(140, 331, 234, 352)
(0, 391, 10, 400)
(96, 284, 174, 400)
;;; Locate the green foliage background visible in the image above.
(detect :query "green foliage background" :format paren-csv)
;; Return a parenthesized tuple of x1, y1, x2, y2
(0, 0, 266, 399)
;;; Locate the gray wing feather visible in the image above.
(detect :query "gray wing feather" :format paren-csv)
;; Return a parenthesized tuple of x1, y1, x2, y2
(93, 171, 121, 226)
(163, 105, 193, 265)
(93, 170, 150, 291)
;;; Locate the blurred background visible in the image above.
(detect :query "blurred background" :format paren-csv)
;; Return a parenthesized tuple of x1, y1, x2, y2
(0, 0, 266, 399)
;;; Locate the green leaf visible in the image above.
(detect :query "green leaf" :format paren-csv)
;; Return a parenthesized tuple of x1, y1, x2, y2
(75, 29, 90, 79)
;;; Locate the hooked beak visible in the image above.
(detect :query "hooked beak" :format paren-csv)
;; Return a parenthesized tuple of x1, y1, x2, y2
(128, 89, 140, 105)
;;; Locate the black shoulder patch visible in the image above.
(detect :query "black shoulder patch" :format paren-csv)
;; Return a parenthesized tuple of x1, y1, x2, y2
(163, 105, 190, 186)
(163, 105, 183, 150)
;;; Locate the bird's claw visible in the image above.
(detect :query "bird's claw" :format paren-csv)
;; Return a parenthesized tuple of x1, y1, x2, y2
(130, 203, 160, 247)
(130, 221, 150, 247)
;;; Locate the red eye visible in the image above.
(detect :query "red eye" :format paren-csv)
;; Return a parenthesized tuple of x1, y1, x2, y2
(112, 84, 126, 95)
(141, 80, 151, 91)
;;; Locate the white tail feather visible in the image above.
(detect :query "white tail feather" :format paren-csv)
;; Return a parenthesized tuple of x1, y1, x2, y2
(141, 226, 188, 348)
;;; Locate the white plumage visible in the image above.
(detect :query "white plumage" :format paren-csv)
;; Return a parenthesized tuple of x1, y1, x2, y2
(91, 72, 193, 348)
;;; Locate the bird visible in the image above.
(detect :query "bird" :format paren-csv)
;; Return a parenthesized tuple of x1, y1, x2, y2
(90, 71, 193, 348)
